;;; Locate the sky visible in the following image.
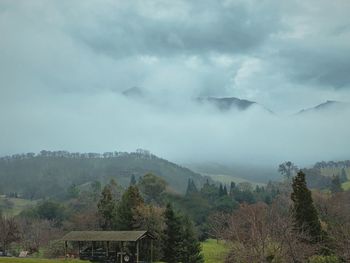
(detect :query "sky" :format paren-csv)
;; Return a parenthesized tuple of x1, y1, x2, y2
(1, 0, 350, 167)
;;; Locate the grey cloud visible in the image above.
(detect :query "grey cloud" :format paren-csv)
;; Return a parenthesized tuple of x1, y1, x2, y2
(68, 0, 283, 57)
(278, 44, 350, 89)
(1, 0, 350, 167)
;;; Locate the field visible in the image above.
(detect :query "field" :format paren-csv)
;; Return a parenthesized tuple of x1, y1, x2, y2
(342, 181, 350, 191)
(0, 239, 229, 263)
(201, 239, 230, 263)
(320, 167, 350, 178)
(204, 173, 264, 187)
(0, 197, 37, 216)
(0, 259, 83, 263)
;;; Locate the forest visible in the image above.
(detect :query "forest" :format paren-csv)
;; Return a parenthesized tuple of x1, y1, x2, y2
(0, 152, 349, 263)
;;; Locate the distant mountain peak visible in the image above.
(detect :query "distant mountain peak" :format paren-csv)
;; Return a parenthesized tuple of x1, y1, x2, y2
(122, 87, 145, 98)
(297, 100, 348, 115)
(197, 96, 257, 111)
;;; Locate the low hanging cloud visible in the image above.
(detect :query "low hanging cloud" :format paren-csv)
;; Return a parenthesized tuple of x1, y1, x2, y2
(0, 0, 350, 167)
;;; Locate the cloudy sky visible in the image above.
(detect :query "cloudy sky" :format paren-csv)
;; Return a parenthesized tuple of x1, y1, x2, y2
(1, 0, 350, 166)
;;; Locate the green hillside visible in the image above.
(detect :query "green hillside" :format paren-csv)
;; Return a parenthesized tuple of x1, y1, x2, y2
(0, 197, 37, 216)
(320, 167, 350, 178)
(0, 151, 208, 199)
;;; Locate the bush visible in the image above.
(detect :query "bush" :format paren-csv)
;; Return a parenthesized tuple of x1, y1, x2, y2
(308, 255, 342, 263)
(43, 241, 66, 258)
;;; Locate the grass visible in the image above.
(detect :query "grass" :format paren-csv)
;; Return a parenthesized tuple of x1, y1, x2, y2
(0, 197, 37, 216)
(0, 259, 84, 263)
(320, 167, 350, 178)
(0, 239, 229, 263)
(204, 173, 263, 187)
(201, 239, 230, 263)
(342, 181, 350, 191)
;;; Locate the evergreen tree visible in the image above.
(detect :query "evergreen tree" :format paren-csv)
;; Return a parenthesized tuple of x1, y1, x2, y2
(339, 168, 348, 183)
(90, 180, 102, 201)
(116, 185, 144, 230)
(229, 181, 236, 196)
(330, 175, 343, 193)
(180, 217, 204, 263)
(130, 174, 137, 186)
(223, 185, 228, 196)
(291, 171, 322, 242)
(97, 185, 117, 230)
(138, 173, 167, 203)
(219, 184, 224, 196)
(186, 179, 198, 196)
(67, 183, 80, 199)
(163, 203, 182, 263)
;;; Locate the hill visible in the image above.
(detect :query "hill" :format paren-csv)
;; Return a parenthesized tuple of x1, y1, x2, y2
(297, 100, 349, 115)
(0, 150, 208, 199)
(197, 97, 257, 111)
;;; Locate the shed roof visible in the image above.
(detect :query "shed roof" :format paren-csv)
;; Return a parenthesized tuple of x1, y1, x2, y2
(61, 231, 152, 242)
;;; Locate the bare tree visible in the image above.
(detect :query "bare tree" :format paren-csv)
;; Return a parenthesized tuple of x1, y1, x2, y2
(278, 161, 298, 180)
(207, 212, 228, 241)
(0, 215, 21, 255)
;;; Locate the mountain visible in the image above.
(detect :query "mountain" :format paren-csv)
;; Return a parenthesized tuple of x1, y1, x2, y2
(122, 87, 145, 98)
(0, 150, 209, 199)
(197, 97, 256, 111)
(196, 97, 274, 113)
(297, 100, 349, 115)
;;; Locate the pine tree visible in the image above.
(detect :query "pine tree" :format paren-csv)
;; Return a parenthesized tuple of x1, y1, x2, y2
(219, 184, 224, 196)
(330, 175, 343, 193)
(291, 171, 322, 242)
(97, 185, 117, 230)
(163, 203, 182, 263)
(229, 181, 236, 196)
(130, 174, 137, 186)
(180, 217, 204, 263)
(186, 179, 198, 196)
(116, 185, 144, 230)
(339, 168, 348, 183)
(223, 185, 228, 196)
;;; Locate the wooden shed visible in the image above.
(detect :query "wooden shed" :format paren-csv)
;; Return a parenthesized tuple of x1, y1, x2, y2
(61, 230, 154, 263)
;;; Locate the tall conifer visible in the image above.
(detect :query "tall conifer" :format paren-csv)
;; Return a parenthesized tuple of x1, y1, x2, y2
(291, 171, 322, 242)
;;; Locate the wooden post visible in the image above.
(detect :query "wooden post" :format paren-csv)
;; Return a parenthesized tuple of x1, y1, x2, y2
(106, 241, 109, 258)
(64, 241, 67, 260)
(78, 241, 81, 258)
(120, 241, 123, 263)
(136, 241, 139, 263)
(92, 241, 94, 258)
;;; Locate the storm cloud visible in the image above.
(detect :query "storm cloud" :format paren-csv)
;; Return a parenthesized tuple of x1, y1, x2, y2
(0, 0, 350, 167)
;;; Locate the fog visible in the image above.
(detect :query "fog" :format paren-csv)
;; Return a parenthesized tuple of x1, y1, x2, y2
(1, 0, 350, 168)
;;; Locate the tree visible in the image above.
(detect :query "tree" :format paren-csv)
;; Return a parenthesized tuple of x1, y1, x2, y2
(138, 173, 167, 203)
(90, 181, 101, 201)
(163, 203, 182, 263)
(339, 168, 348, 183)
(97, 185, 117, 230)
(116, 186, 144, 230)
(219, 184, 225, 196)
(130, 174, 137, 186)
(291, 171, 322, 242)
(279, 161, 298, 180)
(35, 201, 65, 224)
(330, 175, 343, 194)
(0, 215, 20, 255)
(223, 185, 228, 196)
(180, 217, 204, 263)
(229, 182, 236, 196)
(186, 178, 198, 196)
(133, 204, 165, 260)
(67, 183, 80, 199)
